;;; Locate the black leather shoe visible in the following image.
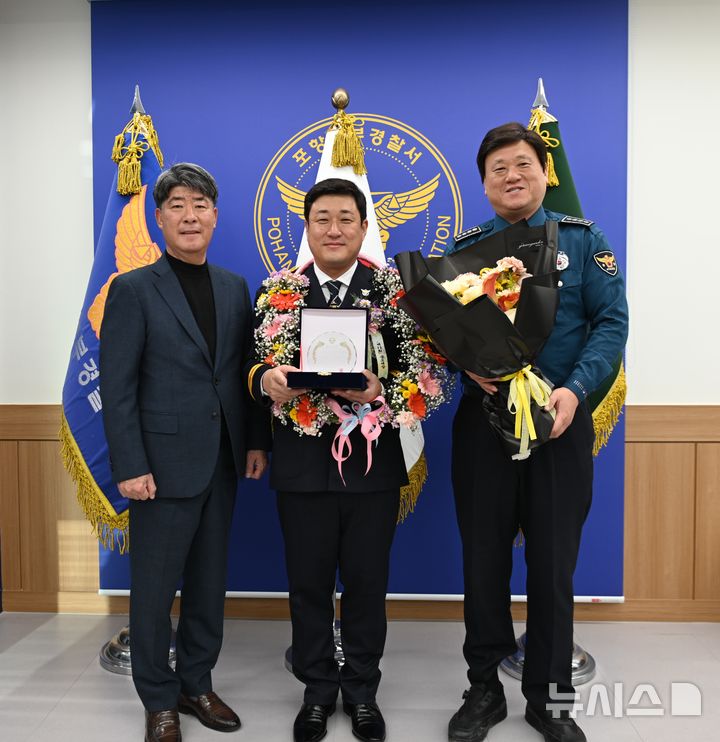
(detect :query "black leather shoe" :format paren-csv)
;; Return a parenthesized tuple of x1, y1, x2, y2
(448, 684, 507, 741)
(178, 692, 240, 732)
(293, 703, 336, 742)
(525, 704, 586, 742)
(342, 702, 386, 742)
(145, 709, 181, 742)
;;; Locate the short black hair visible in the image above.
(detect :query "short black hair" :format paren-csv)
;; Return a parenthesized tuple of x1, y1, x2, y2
(153, 162, 218, 208)
(304, 178, 367, 222)
(476, 123, 547, 182)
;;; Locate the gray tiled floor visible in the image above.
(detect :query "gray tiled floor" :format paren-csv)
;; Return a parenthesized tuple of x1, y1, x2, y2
(0, 613, 718, 741)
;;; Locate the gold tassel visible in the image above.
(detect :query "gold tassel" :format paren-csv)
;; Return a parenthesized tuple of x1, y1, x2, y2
(111, 112, 164, 196)
(111, 133, 125, 162)
(528, 107, 560, 188)
(331, 110, 367, 175)
(59, 413, 129, 552)
(397, 452, 427, 523)
(513, 529, 525, 547)
(591, 362, 627, 456)
(545, 151, 560, 186)
(117, 154, 142, 196)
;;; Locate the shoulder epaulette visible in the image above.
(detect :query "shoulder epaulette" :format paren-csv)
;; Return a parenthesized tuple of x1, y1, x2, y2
(559, 215, 594, 227)
(454, 221, 493, 242)
(454, 225, 483, 241)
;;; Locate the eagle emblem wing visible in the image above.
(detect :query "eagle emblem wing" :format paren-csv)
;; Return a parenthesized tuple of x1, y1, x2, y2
(274, 173, 441, 250)
(276, 177, 307, 218)
(373, 174, 441, 248)
(88, 185, 161, 337)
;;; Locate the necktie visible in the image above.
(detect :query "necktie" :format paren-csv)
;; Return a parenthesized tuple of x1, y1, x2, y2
(325, 280, 343, 308)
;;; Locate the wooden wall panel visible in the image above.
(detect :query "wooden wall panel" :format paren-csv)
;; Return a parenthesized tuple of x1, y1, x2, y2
(625, 442, 696, 599)
(2, 404, 719, 620)
(695, 443, 720, 600)
(0, 405, 61, 440)
(626, 406, 720, 442)
(18, 440, 98, 594)
(0, 441, 21, 590)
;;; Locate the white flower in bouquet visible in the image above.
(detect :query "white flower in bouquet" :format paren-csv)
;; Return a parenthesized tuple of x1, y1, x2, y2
(441, 257, 531, 322)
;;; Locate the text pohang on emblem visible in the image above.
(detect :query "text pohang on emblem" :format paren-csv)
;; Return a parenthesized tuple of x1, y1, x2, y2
(254, 113, 464, 272)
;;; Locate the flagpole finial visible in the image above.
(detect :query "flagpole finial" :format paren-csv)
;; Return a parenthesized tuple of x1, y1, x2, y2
(331, 88, 350, 112)
(533, 78, 549, 109)
(130, 85, 146, 115)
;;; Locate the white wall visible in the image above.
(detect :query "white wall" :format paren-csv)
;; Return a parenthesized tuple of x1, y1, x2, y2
(1, 0, 717, 404)
(0, 0, 93, 403)
(626, 0, 720, 403)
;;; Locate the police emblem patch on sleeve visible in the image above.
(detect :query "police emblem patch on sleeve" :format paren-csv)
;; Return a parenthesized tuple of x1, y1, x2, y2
(593, 250, 618, 276)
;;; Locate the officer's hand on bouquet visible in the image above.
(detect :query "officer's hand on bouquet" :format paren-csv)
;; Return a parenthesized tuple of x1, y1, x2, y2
(465, 370, 501, 394)
(546, 387, 579, 439)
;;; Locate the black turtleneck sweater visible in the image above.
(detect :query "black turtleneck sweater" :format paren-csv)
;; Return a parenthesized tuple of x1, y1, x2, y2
(165, 251, 216, 362)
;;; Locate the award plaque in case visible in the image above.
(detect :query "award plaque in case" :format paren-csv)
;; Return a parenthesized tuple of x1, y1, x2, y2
(287, 307, 368, 390)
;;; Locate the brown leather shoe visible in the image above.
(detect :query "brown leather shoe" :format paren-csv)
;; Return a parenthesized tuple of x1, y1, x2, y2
(178, 691, 241, 732)
(145, 709, 181, 742)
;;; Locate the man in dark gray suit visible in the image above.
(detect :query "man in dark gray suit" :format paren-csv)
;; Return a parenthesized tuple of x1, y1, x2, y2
(101, 163, 271, 742)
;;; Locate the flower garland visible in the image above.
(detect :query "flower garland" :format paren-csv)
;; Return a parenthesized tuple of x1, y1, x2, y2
(254, 262, 455, 436)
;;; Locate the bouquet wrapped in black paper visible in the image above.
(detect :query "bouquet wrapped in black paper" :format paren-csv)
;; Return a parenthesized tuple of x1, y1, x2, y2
(395, 220, 560, 459)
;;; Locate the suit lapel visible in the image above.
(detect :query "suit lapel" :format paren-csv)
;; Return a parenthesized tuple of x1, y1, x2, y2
(305, 267, 327, 308)
(152, 254, 213, 368)
(341, 263, 373, 308)
(209, 264, 227, 370)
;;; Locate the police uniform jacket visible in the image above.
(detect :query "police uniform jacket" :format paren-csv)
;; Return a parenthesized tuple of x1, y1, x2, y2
(447, 207, 629, 401)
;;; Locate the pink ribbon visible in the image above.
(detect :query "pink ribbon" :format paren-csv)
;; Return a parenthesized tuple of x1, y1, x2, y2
(326, 397, 385, 486)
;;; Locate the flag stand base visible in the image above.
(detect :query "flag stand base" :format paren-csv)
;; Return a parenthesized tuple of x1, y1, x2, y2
(500, 632, 596, 686)
(99, 625, 177, 675)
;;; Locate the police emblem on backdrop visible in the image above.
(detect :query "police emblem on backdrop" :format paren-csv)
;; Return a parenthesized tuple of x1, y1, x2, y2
(593, 250, 618, 276)
(254, 114, 463, 272)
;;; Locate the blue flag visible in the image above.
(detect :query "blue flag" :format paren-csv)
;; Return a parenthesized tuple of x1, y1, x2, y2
(60, 109, 164, 551)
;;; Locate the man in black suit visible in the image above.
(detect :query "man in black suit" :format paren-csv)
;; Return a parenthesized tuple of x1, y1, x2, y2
(248, 179, 406, 742)
(101, 163, 271, 742)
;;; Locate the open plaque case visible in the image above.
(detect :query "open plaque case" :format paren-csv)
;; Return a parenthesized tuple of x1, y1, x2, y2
(287, 307, 368, 390)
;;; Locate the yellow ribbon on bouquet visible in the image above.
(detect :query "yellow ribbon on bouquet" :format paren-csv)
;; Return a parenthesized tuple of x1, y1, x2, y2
(499, 365, 555, 458)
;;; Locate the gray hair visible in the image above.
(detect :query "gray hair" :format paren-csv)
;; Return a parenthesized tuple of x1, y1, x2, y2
(153, 162, 218, 207)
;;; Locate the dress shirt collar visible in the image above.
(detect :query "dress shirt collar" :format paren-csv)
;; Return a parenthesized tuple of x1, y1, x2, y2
(313, 261, 358, 288)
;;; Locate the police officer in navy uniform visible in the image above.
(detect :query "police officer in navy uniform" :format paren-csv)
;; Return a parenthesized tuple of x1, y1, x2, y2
(446, 123, 628, 742)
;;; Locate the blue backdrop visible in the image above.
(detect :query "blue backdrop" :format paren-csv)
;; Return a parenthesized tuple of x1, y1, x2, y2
(91, 0, 628, 598)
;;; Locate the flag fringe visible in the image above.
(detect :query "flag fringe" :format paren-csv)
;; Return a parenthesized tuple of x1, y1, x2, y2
(591, 362, 627, 456)
(59, 412, 129, 552)
(331, 110, 367, 175)
(397, 451, 427, 523)
(111, 112, 164, 196)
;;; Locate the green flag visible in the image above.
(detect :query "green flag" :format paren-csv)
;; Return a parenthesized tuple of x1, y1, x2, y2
(527, 81, 626, 455)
